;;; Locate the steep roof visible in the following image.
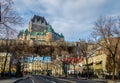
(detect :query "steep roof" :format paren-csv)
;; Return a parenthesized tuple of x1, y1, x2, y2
(46, 25, 54, 32)
(31, 15, 48, 25)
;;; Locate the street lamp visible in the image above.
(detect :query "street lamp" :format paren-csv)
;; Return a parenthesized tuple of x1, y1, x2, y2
(46, 60, 48, 75)
(61, 54, 69, 77)
(46, 59, 50, 76)
(74, 42, 81, 78)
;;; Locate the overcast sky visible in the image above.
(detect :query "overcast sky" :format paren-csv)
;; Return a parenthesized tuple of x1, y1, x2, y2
(13, 0, 120, 42)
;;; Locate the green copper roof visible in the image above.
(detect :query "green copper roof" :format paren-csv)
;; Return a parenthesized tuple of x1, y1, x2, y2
(30, 32, 45, 36)
(30, 32, 36, 35)
(18, 30, 24, 36)
(18, 22, 64, 40)
(36, 32, 45, 35)
(25, 29, 29, 35)
(46, 25, 54, 32)
(37, 32, 41, 35)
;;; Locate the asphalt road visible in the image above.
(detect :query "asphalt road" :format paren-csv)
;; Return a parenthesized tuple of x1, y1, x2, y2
(16, 75, 72, 83)
(16, 76, 50, 83)
(15, 75, 107, 83)
(16, 77, 33, 83)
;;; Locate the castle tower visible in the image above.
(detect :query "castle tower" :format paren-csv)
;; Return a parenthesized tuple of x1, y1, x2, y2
(46, 32, 52, 42)
(18, 15, 64, 42)
(46, 25, 53, 42)
(28, 21, 32, 32)
(29, 15, 47, 32)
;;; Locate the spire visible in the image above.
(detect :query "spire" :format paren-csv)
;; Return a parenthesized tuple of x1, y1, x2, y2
(25, 29, 29, 35)
(18, 30, 24, 36)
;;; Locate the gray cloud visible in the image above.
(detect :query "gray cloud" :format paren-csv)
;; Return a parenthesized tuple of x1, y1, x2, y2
(13, 0, 120, 41)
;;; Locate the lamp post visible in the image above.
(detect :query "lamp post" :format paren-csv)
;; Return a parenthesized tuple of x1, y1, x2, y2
(62, 54, 69, 77)
(74, 42, 79, 78)
(46, 60, 49, 75)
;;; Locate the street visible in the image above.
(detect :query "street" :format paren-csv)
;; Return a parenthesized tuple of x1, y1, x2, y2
(15, 75, 73, 83)
(15, 75, 107, 83)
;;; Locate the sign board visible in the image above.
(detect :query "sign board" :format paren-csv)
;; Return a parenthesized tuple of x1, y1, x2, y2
(23, 56, 51, 62)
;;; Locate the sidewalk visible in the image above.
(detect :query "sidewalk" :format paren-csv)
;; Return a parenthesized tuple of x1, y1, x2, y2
(78, 77, 120, 83)
(58, 76, 120, 83)
(107, 80, 120, 83)
(94, 78, 120, 83)
(0, 77, 22, 83)
(80, 78, 120, 83)
(0, 75, 30, 83)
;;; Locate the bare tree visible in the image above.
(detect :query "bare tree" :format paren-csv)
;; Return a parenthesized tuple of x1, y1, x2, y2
(91, 16, 120, 80)
(78, 39, 97, 79)
(0, 0, 23, 77)
(78, 40, 90, 78)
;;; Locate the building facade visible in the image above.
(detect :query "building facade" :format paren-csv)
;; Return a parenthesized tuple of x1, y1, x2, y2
(21, 56, 52, 75)
(18, 15, 64, 42)
(81, 47, 107, 78)
(0, 53, 12, 73)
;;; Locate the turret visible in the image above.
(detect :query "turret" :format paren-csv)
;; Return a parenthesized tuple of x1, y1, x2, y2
(46, 25, 53, 42)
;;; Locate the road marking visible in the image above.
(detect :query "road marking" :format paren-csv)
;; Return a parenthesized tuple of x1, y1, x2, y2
(31, 79, 35, 83)
(55, 78, 76, 83)
(39, 76, 56, 83)
(51, 81, 56, 83)
(45, 79, 49, 81)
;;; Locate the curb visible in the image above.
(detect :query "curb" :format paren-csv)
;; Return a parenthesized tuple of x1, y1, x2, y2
(107, 80, 120, 83)
(13, 76, 30, 83)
